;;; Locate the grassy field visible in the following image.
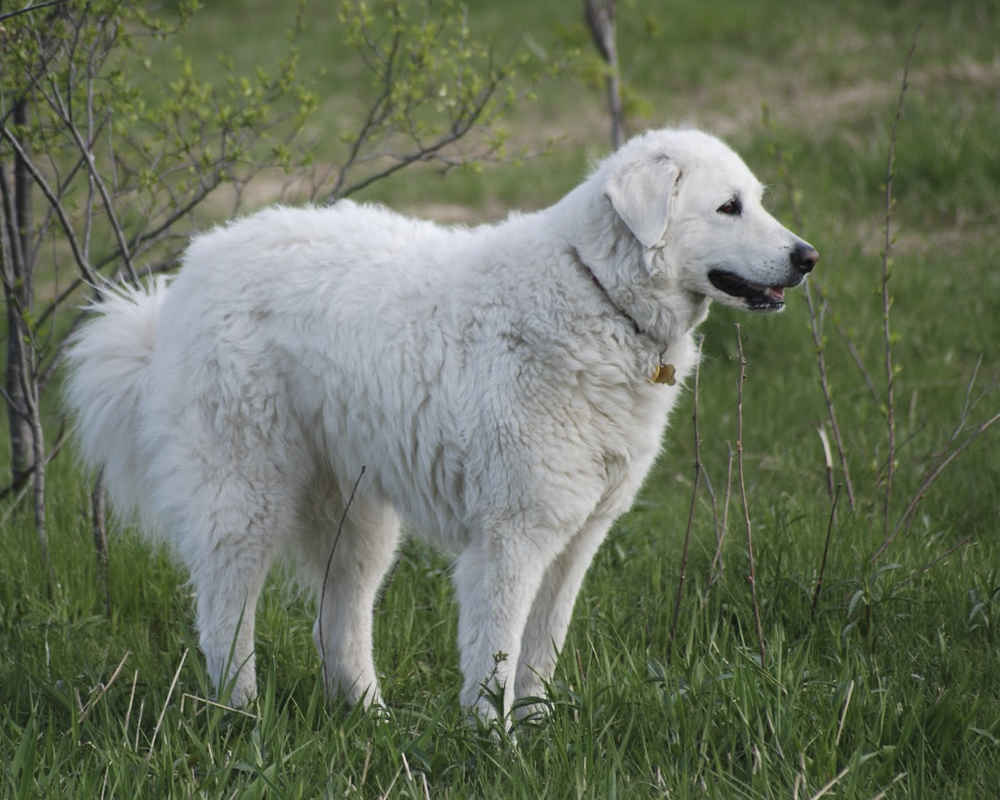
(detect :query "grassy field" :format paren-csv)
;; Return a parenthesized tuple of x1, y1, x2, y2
(2, 0, 999, 797)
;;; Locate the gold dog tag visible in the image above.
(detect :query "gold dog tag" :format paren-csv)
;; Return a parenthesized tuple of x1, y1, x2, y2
(650, 363, 676, 385)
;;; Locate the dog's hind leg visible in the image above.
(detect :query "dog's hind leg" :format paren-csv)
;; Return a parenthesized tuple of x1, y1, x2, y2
(186, 498, 281, 708)
(297, 489, 401, 709)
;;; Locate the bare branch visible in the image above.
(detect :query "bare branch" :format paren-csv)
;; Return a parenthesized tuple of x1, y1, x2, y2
(318, 467, 367, 695)
(810, 484, 842, 618)
(668, 337, 703, 663)
(827, 310, 879, 402)
(805, 280, 856, 508)
(0, 383, 33, 423)
(28, 124, 107, 268)
(78, 649, 129, 722)
(146, 648, 188, 760)
(1, 125, 99, 286)
(0, 415, 69, 501)
(325, 29, 404, 201)
(0, 0, 69, 23)
(332, 73, 504, 202)
(708, 444, 734, 585)
(34, 243, 184, 338)
(35, 71, 141, 285)
(735, 324, 766, 667)
(950, 355, 983, 442)
(896, 535, 976, 589)
(871, 410, 999, 562)
(880, 37, 917, 541)
(0, 8, 69, 133)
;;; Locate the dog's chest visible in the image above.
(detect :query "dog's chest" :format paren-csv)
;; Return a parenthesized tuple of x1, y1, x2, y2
(575, 374, 680, 496)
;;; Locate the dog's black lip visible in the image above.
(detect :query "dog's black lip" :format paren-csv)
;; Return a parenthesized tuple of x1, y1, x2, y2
(708, 269, 790, 311)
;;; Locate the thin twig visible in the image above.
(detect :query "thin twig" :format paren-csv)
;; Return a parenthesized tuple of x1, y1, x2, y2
(59, 102, 141, 285)
(0, 416, 70, 501)
(709, 444, 734, 585)
(828, 312, 879, 402)
(808, 762, 854, 800)
(146, 648, 188, 760)
(698, 454, 719, 534)
(668, 337, 703, 662)
(805, 281, 856, 508)
(810, 484, 842, 618)
(1, 126, 100, 287)
(0, 481, 32, 528)
(735, 325, 766, 667)
(318, 467, 367, 695)
(880, 38, 918, 541)
(871, 411, 999, 561)
(378, 767, 402, 800)
(326, 30, 403, 201)
(0, 0, 69, 23)
(0, 9, 67, 132)
(322, 5, 511, 204)
(871, 772, 909, 800)
(79, 650, 130, 722)
(178, 692, 259, 720)
(896, 535, 975, 589)
(331, 77, 504, 202)
(950, 355, 983, 442)
(34, 243, 184, 334)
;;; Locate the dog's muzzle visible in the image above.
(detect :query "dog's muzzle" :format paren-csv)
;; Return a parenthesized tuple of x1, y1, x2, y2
(709, 240, 819, 311)
(708, 270, 798, 311)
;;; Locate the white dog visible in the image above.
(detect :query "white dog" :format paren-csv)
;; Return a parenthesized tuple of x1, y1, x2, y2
(65, 129, 816, 721)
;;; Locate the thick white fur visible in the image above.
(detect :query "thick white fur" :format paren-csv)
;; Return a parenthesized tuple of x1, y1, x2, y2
(64, 129, 813, 720)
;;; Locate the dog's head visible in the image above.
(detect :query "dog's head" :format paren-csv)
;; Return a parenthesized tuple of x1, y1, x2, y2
(604, 129, 817, 312)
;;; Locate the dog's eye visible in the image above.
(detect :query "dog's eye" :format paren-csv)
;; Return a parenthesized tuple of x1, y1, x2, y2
(717, 197, 742, 216)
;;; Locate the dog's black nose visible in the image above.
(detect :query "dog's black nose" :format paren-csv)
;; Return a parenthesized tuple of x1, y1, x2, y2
(790, 242, 819, 273)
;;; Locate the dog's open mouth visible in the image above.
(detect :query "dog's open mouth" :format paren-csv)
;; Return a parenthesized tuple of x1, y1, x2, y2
(708, 269, 791, 311)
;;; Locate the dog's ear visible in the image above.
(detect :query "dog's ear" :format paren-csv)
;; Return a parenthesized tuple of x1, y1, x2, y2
(605, 156, 680, 248)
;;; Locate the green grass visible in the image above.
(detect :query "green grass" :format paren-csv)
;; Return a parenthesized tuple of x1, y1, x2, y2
(3, 0, 1000, 796)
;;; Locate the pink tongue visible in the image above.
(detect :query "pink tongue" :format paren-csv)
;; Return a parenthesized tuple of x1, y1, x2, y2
(766, 287, 785, 301)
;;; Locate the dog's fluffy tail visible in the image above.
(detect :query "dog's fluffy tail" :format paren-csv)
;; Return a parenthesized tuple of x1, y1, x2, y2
(64, 278, 170, 521)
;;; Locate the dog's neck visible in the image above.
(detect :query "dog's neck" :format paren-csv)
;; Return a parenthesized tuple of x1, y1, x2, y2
(569, 236, 709, 343)
(569, 246, 645, 337)
(550, 181, 711, 378)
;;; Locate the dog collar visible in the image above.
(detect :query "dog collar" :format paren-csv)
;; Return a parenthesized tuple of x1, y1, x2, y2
(569, 247, 676, 385)
(649, 363, 676, 385)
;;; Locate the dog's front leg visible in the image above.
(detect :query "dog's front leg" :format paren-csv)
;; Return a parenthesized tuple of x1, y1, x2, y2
(513, 510, 617, 717)
(452, 531, 556, 726)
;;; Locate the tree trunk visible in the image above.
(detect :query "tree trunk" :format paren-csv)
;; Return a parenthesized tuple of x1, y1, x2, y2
(584, 0, 624, 149)
(3, 99, 33, 488)
(5, 294, 33, 487)
(92, 471, 111, 617)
